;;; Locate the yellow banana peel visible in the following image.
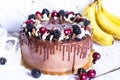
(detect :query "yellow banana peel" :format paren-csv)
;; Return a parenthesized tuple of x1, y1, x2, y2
(84, 1, 114, 46)
(96, 0, 120, 40)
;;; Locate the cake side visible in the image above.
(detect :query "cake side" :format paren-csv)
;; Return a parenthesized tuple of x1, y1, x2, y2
(19, 32, 93, 74)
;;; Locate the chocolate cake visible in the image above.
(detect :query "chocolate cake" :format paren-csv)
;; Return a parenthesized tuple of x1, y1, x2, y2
(19, 8, 93, 75)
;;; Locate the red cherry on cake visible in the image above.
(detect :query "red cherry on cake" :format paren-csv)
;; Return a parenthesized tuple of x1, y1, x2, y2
(64, 28, 72, 35)
(79, 73, 87, 80)
(87, 69, 96, 79)
(39, 27, 48, 34)
(66, 11, 74, 18)
(51, 10, 58, 17)
(36, 11, 43, 21)
(25, 20, 34, 25)
(36, 11, 42, 17)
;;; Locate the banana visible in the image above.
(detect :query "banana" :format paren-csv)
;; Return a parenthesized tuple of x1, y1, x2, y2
(96, 0, 120, 40)
(101, 2, 120, 26)
(82, 2, 93, 16)
(84, 1, 114, 46)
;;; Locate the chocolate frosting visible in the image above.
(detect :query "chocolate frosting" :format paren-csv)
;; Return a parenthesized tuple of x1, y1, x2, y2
(19, 31, 93, 73)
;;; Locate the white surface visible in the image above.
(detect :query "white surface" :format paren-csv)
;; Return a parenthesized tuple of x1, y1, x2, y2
(0, 0, 120, 80)
(0, 37, 120, 80)
(0, 0, 120, 32)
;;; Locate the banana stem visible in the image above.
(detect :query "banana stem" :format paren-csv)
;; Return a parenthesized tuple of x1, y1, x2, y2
(97, 0, 102, 12)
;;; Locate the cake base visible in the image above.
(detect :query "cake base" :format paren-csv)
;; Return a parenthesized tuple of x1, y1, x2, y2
(21, 50, 94, 75)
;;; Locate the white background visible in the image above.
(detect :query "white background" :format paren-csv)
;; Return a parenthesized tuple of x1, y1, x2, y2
(0, 0, 120, 80)
(0, 0, 120, 32)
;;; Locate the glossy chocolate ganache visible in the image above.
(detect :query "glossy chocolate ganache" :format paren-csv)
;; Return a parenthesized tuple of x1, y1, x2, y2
(19, 9, 93, 74)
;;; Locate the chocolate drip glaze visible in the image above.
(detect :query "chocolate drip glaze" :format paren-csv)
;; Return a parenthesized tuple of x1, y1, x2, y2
(19, 32, 92, 60)
(19, 32, 93, 73)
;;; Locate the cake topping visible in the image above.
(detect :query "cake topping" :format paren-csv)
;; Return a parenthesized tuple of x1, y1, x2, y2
(28, 14, 36, 20)
(39, 27, 48, 35)
(21, 9, 91, 42)
(42, 8, 50, 20)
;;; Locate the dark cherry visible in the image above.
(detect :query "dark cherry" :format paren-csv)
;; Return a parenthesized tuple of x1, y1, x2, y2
(66, 11, 74, 18)
(25, 20, 34, 25)
(93, 52, 101, 61)
(39, 27, 48, 34)
(36, 11, 43, 17)
(51, 10, 58, 17)
(79, 73, 87, 80)
(87, 69, 96, 79)
(64, 28, 72, 35)
(75, 17, 81, 22)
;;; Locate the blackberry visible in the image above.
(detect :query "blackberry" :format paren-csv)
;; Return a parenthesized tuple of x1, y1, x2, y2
(81, 19, 90, 26)
(42, 8, 50, 17)
(72, 25, 81, 35)
(31, 69, 41, 78)
(75, 13, 82, 17)
(26, 23, 35, 32)
(84, 19, 90, 26)
(70, 17, 75, 21)
(77, 68, 87, 74)
(0, 57, 7, 65)
(28, 14, 36, 20)
(58, 10, 66, 20)
(50, 29, 61, 40)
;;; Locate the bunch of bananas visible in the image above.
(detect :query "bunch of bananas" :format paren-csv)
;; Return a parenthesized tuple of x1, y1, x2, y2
(82, 0, 120, 46)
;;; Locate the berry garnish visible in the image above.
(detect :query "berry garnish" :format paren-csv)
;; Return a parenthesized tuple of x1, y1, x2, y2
(31, 69, 41, 78)
(51, 10, 58, 17)
(25, 20, 34, 25)
(66, 11, 75, 18)
(75, 13, 82, 17)
(77, 68, 87, 74)
(72, 25, 81, 35)
(26, 23, 35, 32)
(50, 29, 61, 40)
(39, 27, 48, 34)
(28, 14, 36, 20)
(79, 73, 87, 80)
(93, 52, 101, 61)
(58, 9, 66, 17)
(75, 17, 81, 23)
(87, 69, 96, 79)
(84, 19, 90, 26)
(0, 57, 7, 65)
(64, 28, 72, 35)
(36, 11, 43, 17)
(42, 8, 50, 17)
